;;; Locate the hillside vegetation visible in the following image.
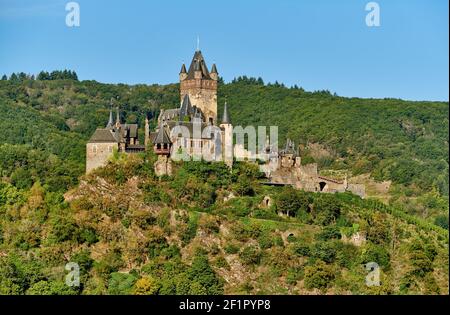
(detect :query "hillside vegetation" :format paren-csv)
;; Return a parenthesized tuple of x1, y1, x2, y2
(0, 152, 448, 294)
(0, 72, 448, 294)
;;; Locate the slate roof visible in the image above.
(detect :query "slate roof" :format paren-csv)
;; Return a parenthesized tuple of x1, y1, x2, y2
(153, 124, 172, 144)
(179, 94, 192, 118)
(186, 50, 212, 80)
(180, 63, 187, 74)
(88, 129, 119, 143)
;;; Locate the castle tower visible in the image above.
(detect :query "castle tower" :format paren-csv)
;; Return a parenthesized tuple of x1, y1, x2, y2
(180, 50, 218, 125)
(220, 101, 233, 167)
(153, 123, 172, 176)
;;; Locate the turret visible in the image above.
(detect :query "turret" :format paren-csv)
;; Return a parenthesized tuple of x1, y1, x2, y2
(106, 108, 114, 128)
(153, 123, 172, 155)
(220, 101, 233, 167)
(210, 63, 218, 81)
(179, 63, 187, 81)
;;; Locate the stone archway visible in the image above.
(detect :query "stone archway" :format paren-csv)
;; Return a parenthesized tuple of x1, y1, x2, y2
(319, 181, 327, 192)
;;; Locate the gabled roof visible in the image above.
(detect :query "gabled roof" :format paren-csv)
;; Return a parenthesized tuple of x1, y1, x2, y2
(88, 128, 118, 143)
(153, 125, 172, 144)
(186, 50, 211, 80)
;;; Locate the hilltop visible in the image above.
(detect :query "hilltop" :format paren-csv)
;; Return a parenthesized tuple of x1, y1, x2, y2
(0, 73, 448, 294)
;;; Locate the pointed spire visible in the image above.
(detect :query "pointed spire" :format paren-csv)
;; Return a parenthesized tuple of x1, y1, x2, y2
(180, 63, 187, 74)
(180, 94, 192, 116)
(211, 63, 218, 74)
(106, 107, 114, 128)
(222, 101, 230, 124)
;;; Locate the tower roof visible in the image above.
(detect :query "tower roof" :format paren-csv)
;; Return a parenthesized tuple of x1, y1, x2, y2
(221, 101, 230, 124)
(153, 124, 172, 145)
(186, 50, 211, 80)
(211, 63, 218, 74)
(180, 63, 187, 74)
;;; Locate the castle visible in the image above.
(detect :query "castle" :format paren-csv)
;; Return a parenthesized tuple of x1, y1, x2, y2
(86, 49, 365, 197)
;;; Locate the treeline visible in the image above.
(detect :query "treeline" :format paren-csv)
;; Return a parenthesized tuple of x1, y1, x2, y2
(1, 70, 78, 82)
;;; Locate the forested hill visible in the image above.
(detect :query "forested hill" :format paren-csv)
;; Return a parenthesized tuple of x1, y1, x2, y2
(0, 72, 448, 295)
(0, 73, 448, 224)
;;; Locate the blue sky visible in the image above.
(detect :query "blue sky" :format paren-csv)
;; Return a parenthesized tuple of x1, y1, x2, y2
(0, 0, 448, 101)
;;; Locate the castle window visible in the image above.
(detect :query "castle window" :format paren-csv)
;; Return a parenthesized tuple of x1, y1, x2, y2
(92, 145, 98, 153)
(108, 145, 113, 153)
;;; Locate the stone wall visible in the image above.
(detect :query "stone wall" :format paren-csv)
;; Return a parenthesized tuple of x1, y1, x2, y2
(154, 155, 172, 176)
(86, 142, 118, 173)
(180, 79, 217, 124)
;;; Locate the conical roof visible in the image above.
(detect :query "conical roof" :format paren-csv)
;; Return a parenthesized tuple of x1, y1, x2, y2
(180, 63, 187, 74)
(186, 50, 211, 80)
(153, 124, 171, 145)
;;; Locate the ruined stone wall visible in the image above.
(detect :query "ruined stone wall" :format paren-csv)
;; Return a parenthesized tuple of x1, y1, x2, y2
(86, 142, 118, 173)
(154, 155, 172, 176)
(347, 184, 366, 198)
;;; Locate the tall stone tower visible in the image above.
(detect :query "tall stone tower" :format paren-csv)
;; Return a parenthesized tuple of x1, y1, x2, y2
(220, 101, 233, 168)
(179, 50, 218, 125)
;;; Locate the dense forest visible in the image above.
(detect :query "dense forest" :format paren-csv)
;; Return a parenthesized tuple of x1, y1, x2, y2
(0, 71, 448, 294)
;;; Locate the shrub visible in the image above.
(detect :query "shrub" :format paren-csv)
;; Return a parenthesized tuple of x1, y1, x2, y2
(304, 261, 335, 290)
(224, 244, 239, 254)
(26, 280, 78, 295)
(316, 226, 341, 241)
(258, 232, 274, 249)
(239, 245, 262, 266)
(310, 241, 337, 263)
(133, 275, 160, 295)
(360, 242, 390, 269)
(434, 215, 449, 230)
(188, 252, 224, 295)
(312, 195, 342, 225)
(275, 187, 311, 217)
(108, 272, 138, 295)
(214, 256, 230, 270)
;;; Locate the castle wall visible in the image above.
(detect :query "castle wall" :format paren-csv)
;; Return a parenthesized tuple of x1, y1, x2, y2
(347, 184, 366, 198)
(86, 142, 118, 173)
